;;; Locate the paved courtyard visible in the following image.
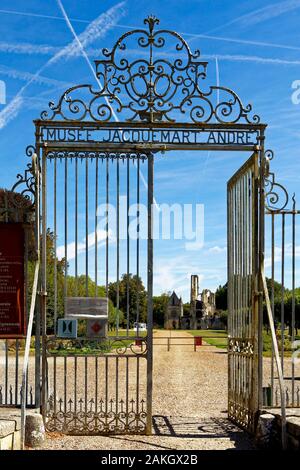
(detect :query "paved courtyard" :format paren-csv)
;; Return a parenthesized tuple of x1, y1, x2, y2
(40, 330, 254, 450)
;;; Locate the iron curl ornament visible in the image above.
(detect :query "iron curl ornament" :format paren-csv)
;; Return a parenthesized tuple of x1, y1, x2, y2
(0, 146, 37, 221)
(41, 16, 260, 125)
(264, 149, 290, 212)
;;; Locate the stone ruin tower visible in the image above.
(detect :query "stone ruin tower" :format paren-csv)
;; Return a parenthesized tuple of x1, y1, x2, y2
(190, 275, 203, 329)
(164, 291, 183, 329)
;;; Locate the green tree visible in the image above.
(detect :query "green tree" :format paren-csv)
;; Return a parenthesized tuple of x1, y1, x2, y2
(183, 302, 190, 316)
(153, 293, 169, 327)
(215, 283, 228, 310)
(108, 307, 124, 331)
(27, 229, 66, 332)
(108, 274, 147, 326)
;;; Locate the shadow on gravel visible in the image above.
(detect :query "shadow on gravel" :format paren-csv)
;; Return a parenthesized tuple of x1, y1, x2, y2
(152, 416, 254, 449)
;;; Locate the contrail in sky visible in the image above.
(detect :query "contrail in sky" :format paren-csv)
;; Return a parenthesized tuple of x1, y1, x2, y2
(0, 2, 125, 129)
(0, 65, 71, 88)
(56, 0, 158, 209)
(206, 0, 300, 34)
(1, 8, 300, 52)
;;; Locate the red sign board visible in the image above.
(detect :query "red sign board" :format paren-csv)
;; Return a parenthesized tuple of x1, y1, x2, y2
(0, 223, 26, 337)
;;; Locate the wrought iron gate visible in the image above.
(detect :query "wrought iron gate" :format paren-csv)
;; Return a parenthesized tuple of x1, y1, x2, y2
(0, 161, 39, 409)
(7, 15, 292, 439)
(227, 153, 260, 432)
(41, 151, 153, 434)
(263, 152, 300, 409)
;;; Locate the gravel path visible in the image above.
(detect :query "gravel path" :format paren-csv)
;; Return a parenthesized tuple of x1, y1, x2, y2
(40, 331, 254, 450)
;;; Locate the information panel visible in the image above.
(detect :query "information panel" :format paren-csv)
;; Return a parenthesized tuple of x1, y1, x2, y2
(0, 223, 25, 337)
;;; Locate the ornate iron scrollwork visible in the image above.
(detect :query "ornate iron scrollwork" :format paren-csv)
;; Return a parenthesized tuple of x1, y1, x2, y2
(41, 16, 259, 125)
(45, 336, 148, 357)
(46, 396, 147, 434)
(228, 338, 254, 355)
(0, 146, 37, 221)
(45, 150, 149, 162)
(264, 149, 290, 212)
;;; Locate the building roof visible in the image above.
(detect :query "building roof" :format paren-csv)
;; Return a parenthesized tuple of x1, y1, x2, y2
(168, 291, 182, 306)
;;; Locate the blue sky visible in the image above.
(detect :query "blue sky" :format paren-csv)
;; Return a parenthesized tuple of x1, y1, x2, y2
(0, 0, 300, 301)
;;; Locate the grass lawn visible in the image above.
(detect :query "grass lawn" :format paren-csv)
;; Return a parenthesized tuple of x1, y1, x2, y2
(183, 329, 228, 349)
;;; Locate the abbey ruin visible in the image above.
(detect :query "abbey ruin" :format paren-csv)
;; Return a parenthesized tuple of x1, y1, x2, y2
(164, 275, 220, 330)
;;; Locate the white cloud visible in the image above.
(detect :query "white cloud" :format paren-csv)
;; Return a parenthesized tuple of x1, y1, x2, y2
(265, 244, 300, 269)
(56, 228, 116, 260)
(208, 246, 227, 253)
(153, 254, 206, 300)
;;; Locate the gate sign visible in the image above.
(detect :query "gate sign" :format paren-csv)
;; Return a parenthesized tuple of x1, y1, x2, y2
(57, 318, 77, 339)
(86, 318, 107, 339)
(65, 297, 108, 319)
(0, 223, 25, 337)
(41, 126, 259, 148)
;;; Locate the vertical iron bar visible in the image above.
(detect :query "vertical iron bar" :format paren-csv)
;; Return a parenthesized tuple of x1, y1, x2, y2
(105, 356, 108, 430)
(25, 363, 28, 407)
(85, 158, 89, 296)
(258, 144, 265, 415)
(64, 158, 68, 312)
(271, 213, 275, 402)
(75, 158, 78, 295)
(146, 153, 153, 435)
(85, 356, 88, 427)
(64, 356, 67, 422)
(34, 152, 41, 409)
(227, 182, 231, 417)
(136, 356, 140, 430)
(116, 158, 120, 335)
(95, 356, 98, 415)
(136, 157, 140, 335)
(41, 151, 47, 421)
(54, 158, 57, 335)
(256, 147, 263, 424)
(115, 356, 119, 429)
(53, 356, 57, 418)
(15, 339, 19, 405)
(95, 158, 98, 296)
(106, 157, 109, 295)
(281, 214, 285, 373)
(291, 201, 296, 405)
(24, 227, 29, 324)
(126, 356, 129, 431)
(74, 356, 77, 426)
(242, 174, 246, 412)
(5, 340, 8, 404)
(126, 158, 130, 334)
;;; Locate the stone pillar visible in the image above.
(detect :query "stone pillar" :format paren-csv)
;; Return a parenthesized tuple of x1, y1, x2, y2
(25, 413, 45, 448)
